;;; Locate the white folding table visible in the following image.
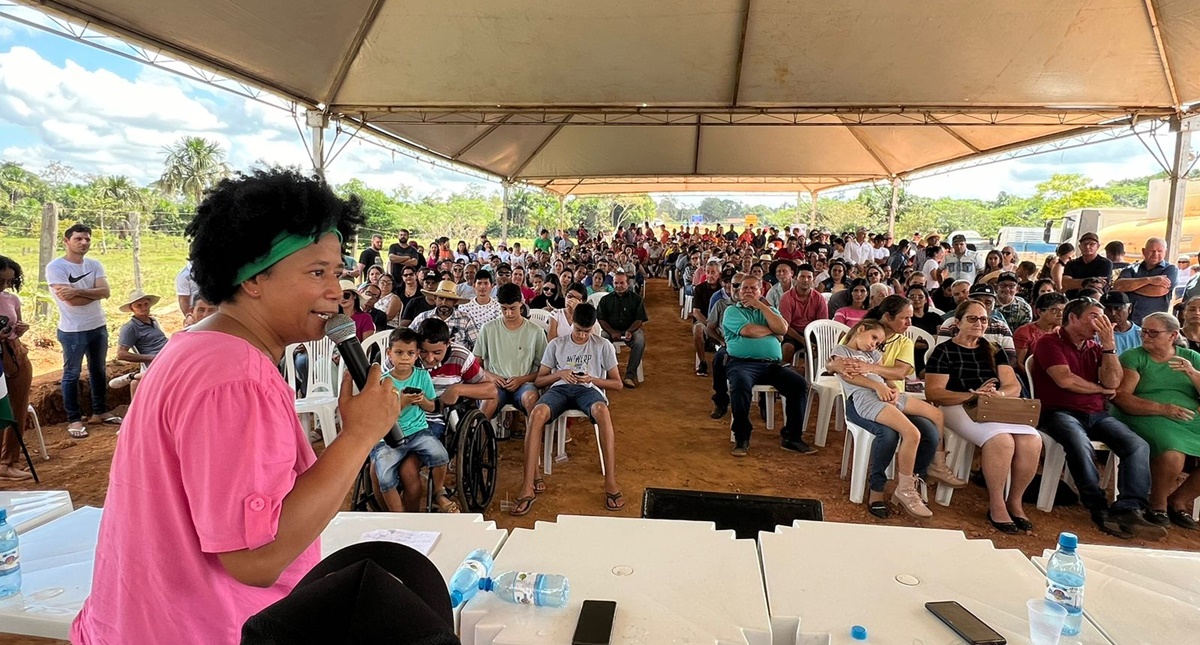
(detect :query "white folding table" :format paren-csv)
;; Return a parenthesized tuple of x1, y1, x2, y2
(0, 505, 101, 640)
(761, 520, 1112, 645)
(0, 490, 74, 534)
(1032, 544, 1200, 645)
(459, 514, 772, 645)
(321, 511, 507, 584)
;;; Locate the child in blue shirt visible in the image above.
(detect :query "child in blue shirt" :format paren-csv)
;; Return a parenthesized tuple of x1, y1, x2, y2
(369, 327, 458, 513)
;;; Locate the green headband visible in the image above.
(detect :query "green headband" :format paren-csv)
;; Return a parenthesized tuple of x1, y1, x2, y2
(232, 228, 343, 286)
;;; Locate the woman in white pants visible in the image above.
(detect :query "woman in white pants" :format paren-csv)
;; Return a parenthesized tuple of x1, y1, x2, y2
(925, 300, 1042, 534)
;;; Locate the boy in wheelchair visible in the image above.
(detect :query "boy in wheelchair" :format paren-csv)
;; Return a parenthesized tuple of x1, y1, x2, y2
(369, 327, 460, 514)
(381, 318, 497, 512)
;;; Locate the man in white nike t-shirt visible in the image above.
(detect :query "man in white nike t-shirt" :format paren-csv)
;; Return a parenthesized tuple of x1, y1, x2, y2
(46, 223, 119, 437)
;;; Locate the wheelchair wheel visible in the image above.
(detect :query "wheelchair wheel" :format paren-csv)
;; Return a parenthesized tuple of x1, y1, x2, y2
(351, 458, 384, 512)
(455, 408, 498, 512)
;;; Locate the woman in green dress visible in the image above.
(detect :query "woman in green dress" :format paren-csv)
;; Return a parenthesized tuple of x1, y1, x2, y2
(1113, 312, 1200, 529)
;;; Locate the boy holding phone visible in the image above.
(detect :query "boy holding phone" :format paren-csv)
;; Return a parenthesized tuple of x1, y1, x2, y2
(369, 327, 458, 513)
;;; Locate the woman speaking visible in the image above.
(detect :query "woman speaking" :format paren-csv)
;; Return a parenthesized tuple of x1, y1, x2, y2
(71, 169, 400, 643)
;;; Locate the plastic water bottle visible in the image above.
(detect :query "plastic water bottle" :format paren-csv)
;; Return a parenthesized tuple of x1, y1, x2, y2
(480, 571, 569, 608)
(1044, 532, 1085, 636)
(448, 549, 494, 608)
(0, 509, 20, 599)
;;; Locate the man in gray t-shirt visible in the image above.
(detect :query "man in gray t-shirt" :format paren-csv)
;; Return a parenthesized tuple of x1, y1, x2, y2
(509, 303, 625, 517)
(46, 224, 118, 436)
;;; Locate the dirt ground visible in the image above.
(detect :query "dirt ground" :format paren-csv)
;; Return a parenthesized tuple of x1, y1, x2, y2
(3, 279, 1199, 645)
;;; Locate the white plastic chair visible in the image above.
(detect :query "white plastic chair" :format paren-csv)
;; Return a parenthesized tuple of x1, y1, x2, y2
(1022, 356, 1119, 512)
(725, 383, 784, 437)
(543, 410, 604, 476)
(803, 320, 850, 447)
(902, 326, 936, 369)
(681, 294, 693, 319)
(283, 339, 341, 446)
(526, 309, 554, 333)
(927, 305, 944, 316)
(838, 381, 890, 504)
(587, 291, 607, 308)
(678, 281, 685, 306)
(26, 404, 48, 460)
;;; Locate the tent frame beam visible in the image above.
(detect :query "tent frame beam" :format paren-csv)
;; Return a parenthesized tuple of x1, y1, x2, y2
(323, 0, 388, 108)
(729, 0, 751, 106)
(1142, 0, 1182, 111)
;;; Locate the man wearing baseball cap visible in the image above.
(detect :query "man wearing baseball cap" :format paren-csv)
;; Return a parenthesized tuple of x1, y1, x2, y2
(935, 283, 1016, 363)
(940, 234, 980, 283)
(1062, 231, 1113, 298)
(995, 272, 1032, 331)
(1101, 290, 1142, 355)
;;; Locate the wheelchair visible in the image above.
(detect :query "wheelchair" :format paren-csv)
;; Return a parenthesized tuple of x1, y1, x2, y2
(352, 400, 498, 513)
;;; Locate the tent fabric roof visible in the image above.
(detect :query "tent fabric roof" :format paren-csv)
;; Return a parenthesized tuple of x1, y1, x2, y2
(22, 0, 1200, 194)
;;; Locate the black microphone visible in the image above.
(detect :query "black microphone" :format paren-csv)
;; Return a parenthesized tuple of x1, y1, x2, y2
(324, 314, 405, 447)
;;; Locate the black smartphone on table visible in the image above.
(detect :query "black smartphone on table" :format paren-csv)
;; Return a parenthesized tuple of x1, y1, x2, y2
(572, 599, 616, 645)
(926, 601, 1006, 645)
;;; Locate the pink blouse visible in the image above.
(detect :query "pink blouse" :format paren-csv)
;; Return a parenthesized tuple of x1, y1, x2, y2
(71, 331, 319, 644)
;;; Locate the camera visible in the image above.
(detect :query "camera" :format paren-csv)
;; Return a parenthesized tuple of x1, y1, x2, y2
(0, 315, 10, 335)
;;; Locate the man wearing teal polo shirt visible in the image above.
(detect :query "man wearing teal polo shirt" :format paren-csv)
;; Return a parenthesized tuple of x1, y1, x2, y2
(723, 275, 814, 457)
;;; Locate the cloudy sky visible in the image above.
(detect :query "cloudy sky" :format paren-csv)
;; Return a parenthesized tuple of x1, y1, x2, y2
(0, 8, 1181, 207)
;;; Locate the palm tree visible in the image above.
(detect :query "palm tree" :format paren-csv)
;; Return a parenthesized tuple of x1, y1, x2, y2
(157, 136, 231, 205)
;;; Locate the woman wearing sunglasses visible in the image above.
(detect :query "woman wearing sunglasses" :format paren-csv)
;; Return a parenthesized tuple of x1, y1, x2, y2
(337, 280, 374, 341)
(394, 267, 422, 310)
(531, 273, 564, 310)
(925, 299, 1042, 534)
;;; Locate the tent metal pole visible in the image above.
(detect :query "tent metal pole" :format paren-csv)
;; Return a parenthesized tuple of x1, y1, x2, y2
(501, 182, 511, 245)
(888, 178, 900, 239)
(306, 110, 328, 180)
(1165, 116, 1191, 262)
(809, 191, 818, 229)
(557, 195, 565, 240)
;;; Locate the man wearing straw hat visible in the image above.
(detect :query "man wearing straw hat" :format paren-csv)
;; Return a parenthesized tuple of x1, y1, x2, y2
(110, 289, 169, 394)
(411, 279, 480, 350)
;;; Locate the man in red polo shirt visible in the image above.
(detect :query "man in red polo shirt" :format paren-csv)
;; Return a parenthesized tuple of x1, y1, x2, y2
(774, 236, 804, 262)
(779, 263, 828, 366)
(1032, 298, 1163, 540)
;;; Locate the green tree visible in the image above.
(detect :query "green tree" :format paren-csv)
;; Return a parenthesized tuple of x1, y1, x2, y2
(1033, 173, 1115, 222)
(156, 136, 232, 206)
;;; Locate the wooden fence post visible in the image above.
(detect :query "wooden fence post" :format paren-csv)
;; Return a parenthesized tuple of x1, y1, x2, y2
(130, 210, 142, 291)
(36, 202, 59, 320)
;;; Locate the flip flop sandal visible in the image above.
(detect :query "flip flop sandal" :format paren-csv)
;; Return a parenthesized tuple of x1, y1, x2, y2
(99, 415, 123, 425)
(509, 495, 536, 517)
(68, 426, 89, 439)
(437, 495, 461, 514)
(533, 478, 547, 494)
(605, 491, 626, 512)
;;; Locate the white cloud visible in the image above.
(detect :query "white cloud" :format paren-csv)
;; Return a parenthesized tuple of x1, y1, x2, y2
(0, 44, 495, 197)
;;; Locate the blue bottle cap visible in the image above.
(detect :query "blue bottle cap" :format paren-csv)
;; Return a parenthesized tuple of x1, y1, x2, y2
(1058, 532, 1078, 550)
(0, 509, 6, 522)
(851, 625, 867, 640)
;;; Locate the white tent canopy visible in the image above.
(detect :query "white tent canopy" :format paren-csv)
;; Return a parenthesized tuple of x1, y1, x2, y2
(17, 0, 1200, 194)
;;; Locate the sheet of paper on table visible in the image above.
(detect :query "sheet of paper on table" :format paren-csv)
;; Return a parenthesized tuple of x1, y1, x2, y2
(358, 529, 440, 555)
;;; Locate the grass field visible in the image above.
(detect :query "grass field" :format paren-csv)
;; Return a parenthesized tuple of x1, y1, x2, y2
(3, 235, 192, 356)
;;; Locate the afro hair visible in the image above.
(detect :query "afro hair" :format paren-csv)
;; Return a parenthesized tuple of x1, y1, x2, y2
(185, 167, 364, 304)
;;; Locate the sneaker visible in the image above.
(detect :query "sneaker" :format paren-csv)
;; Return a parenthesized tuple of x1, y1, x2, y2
(730, 440, 749, 457)
(710, 405, 727, 419)
(1109, 509, 1168, 540)
(780, 438, 818, 455)
(109, 372, 136, 389)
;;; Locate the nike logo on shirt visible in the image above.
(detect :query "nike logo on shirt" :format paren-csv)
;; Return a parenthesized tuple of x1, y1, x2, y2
(67, 272, 92, 284)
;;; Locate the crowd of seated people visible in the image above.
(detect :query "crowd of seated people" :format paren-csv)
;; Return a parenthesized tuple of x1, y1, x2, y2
(319, 228, 659, 513)
(667, 225, 1197, 539)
